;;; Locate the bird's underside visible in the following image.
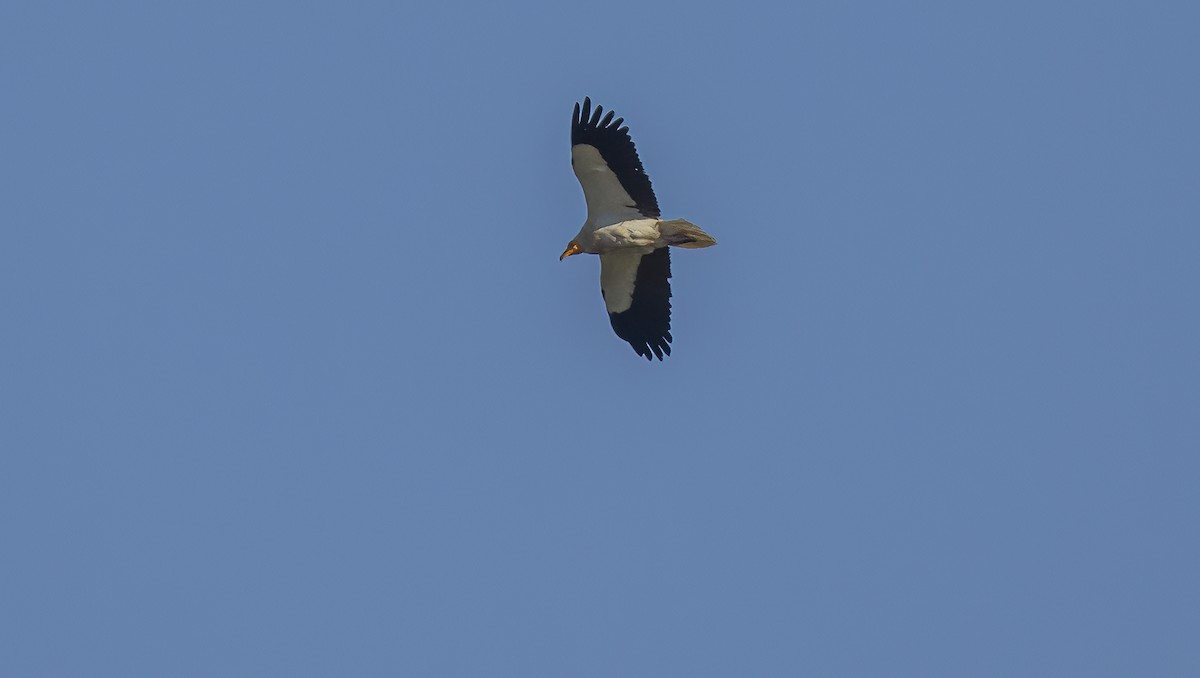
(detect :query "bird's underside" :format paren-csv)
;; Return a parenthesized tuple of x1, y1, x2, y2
(562, 97, 716, 361)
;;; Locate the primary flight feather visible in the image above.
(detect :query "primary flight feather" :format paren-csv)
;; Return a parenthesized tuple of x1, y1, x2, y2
(560, 97, 717, 360)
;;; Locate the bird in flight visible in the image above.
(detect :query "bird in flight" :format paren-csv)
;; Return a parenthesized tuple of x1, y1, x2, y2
(561, 97, 717, 360)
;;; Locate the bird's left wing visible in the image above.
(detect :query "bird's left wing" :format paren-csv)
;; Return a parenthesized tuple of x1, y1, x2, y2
(572, 97, 661, 226)
(600, 246, 672, 360)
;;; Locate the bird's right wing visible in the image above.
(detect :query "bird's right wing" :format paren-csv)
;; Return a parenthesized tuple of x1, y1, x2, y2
(600, 247, 673, 360)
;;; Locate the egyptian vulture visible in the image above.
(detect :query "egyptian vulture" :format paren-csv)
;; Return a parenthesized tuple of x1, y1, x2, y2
(560, 97, 717, 360)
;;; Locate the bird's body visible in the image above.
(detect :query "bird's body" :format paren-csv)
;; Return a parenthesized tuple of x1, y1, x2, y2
(575, 218, 661, 253)
(572, 218, 714, 254)
(561, 98, 716, 360)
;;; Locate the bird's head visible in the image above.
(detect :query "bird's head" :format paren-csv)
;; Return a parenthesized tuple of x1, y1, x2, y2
(559, 241, 582, 261)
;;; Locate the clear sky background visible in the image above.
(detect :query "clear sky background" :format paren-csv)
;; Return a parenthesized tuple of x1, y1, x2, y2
(2, 2, 1198, 676)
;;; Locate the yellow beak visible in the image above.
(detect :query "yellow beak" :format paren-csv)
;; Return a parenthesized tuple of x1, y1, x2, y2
(560, 243, 582, 260)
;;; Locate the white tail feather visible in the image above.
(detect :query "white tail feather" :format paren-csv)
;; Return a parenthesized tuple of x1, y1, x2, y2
(658, 219, 717, 249)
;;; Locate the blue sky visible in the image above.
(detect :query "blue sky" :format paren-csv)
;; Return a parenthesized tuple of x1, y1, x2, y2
(2, 1, 1198, 676)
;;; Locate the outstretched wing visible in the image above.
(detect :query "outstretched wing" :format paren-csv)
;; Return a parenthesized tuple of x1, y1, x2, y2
(572, 97, 660, 226)
(600, 246, 672, 360)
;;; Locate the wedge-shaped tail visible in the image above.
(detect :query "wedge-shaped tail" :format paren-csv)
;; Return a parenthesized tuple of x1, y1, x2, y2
(658, 219, 717, 249)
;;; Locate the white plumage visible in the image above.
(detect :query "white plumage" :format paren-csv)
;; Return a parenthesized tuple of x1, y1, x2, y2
(571, 144, 645, 228)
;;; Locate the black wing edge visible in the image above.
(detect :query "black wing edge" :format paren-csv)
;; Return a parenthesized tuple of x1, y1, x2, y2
(572, 97, 661, 218)
(608, 246, 673, 361)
